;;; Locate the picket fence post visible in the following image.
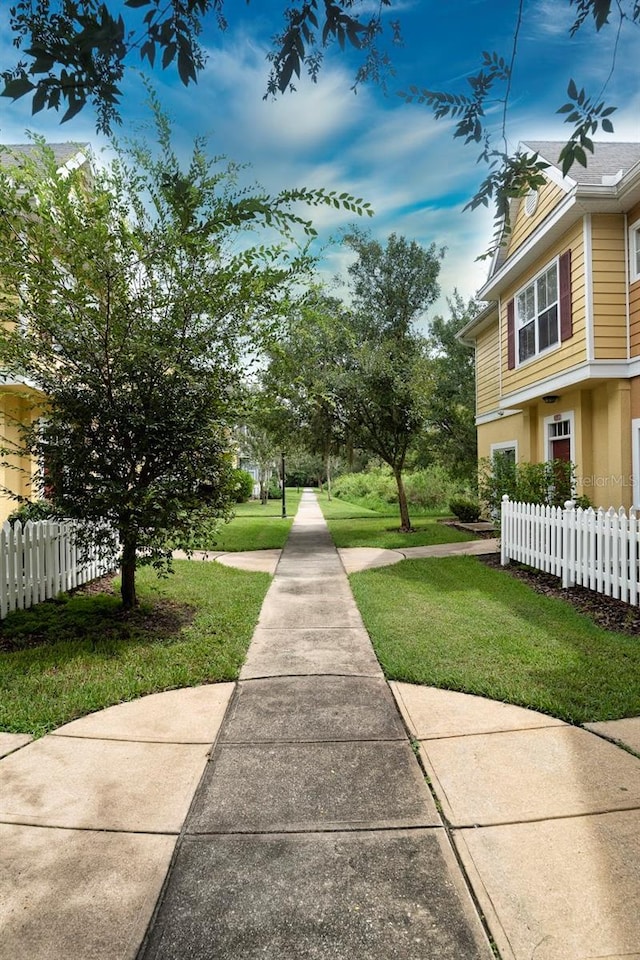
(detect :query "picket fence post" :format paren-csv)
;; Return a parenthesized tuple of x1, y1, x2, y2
(501, 495, 510, 566)
(562, 500, 575, 589)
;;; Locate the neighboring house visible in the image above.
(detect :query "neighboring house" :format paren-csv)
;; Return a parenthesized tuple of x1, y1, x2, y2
(0, 143, 89, 523)
(460, 140, 640, 509)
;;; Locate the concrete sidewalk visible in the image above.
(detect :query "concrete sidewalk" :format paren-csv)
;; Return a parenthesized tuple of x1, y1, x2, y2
(2, 491, 640, 960)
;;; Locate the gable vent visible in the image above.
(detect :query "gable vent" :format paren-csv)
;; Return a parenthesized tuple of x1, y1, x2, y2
(524, 189, 539, 216)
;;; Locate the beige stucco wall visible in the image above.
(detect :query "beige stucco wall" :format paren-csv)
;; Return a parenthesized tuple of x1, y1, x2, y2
(0, 390, 41, 523)
(478, 380, 633, 509)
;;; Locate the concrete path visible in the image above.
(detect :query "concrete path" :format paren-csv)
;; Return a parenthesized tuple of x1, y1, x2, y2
(2, 491, 640, 960)
(137, 491, 494, 959)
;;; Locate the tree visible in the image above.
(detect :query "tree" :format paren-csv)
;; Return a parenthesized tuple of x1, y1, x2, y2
(0, 114, 368, 608)
(276, 234, 441, 531)
(1, 0, 399, 134)
(264, 291, 350, 500)
(413, 292, 478, 482)
(2, 1, 636, 250)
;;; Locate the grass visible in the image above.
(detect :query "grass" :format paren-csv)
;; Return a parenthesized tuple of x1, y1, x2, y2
(197, 488, 303, 551)
(0, 560, 271, 737)
(349, 555, 640, 724)
(316, 491, 475, 549)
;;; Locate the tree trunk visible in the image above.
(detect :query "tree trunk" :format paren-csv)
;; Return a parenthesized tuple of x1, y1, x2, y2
(326, 453, 332, 501)
(394, 467, 412, 532)
(120, 535, 138, 610)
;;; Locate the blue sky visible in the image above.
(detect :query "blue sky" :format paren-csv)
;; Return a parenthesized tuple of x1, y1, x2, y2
(0, 0, 638, 322)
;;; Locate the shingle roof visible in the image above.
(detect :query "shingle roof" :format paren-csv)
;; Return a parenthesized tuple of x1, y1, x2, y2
(0, 142, 89, 171)
(521, 140, 640, 183)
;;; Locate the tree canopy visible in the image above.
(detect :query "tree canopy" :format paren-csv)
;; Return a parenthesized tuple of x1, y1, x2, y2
(266, 233, 443, 530)
(0, 109, 369, 607)
(2, 1, 636, 251)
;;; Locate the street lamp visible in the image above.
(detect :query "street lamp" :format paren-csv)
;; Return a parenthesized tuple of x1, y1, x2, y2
(281, 451, 286, 519)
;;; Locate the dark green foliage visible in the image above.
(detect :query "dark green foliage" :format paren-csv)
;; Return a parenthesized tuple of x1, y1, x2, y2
(2, 0, 397, 134)
(478, 454, 586, 517)
(7, 500, 62, 525)
(449, 497, 481, 522)
(232, 469, 254, 503)
(0, 115, 363, 608)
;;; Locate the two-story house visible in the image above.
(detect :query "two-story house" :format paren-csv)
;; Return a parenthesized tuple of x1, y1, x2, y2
(460, 140, 640, 509)
(0, 142, 89, 522)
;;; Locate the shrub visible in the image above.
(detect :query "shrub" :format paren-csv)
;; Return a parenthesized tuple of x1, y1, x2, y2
(267, 480, 283, 499)
(232, 469, 254, 503)
(332, 466, 462, 514)
(478, 454, 587, 518)
(7, 500, 62, 525)
(449, 497, 481, 522)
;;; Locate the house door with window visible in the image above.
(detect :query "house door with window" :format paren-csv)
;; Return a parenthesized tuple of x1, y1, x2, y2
(550, 436, 571, 462)
(547, 416, 572, 462)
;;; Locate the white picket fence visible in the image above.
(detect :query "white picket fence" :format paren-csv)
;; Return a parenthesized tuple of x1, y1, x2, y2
(501, 495, 640, 605)
(0, 519, 117, 619)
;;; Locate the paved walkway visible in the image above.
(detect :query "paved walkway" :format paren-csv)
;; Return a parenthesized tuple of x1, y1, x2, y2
(1, 491, 640, 960)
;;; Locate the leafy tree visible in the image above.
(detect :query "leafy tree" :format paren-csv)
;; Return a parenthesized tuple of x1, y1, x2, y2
(1, 0, 399, 134)
(2, 1, 635, 252)
(334, 232, 443, 530)
(266, 238, 443, 527)
(264, 291, 349, 501)
(0, 114, 367, 608)
(412, 292, 477, 482)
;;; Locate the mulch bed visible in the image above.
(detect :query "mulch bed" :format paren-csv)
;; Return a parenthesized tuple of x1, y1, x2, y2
(479, 553, 640, 635)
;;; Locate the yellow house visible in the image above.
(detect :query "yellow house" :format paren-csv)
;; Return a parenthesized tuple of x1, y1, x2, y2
(0, 142, 89, 522)
(460, 140, 640, 509)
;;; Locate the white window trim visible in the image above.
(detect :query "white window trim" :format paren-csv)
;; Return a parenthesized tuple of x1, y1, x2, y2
(515, 257, 561, 369)
(490, 440, 518, 462)
(632, 418, 640, 508)
(544, 410, 575, 464)
(629, 218, 640, 284)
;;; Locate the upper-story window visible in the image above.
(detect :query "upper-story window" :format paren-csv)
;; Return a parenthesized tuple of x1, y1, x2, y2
(516, 261, 559, 364)
(630, 220, 640, 283)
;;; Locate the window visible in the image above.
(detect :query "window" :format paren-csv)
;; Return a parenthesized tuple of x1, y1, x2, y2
(630, 220, 640, 284)
(516, 262, 559, 364)
(545, 413, 573, 464)
(490, 441, 517, 463)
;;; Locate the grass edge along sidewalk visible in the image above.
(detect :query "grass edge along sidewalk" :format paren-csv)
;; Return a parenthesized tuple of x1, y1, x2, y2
(316, 491, 476, 549)
(0, 561, 271, 738)
(349, 554, 640, 725)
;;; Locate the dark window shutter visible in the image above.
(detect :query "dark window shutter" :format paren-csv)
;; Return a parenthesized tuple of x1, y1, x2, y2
(559, 249, 572, 342)
(507, 299, 515, 369)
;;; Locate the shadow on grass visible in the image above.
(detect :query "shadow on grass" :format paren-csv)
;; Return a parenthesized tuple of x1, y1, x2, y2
(0, 580, 195, 654)
(350, 556, 640, 723)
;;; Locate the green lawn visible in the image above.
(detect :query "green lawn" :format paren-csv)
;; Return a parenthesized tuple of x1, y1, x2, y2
(197, 488, 303, 551)
(349, 555, 640, 723)
(316, 491, 474, 549)
(0, 560, 271, 737)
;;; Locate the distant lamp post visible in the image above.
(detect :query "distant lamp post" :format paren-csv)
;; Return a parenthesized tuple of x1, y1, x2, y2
(281, 451, 286, 518)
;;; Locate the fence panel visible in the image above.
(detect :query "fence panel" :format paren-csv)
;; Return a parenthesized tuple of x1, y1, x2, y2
(501, 497, 640, 607)
(0, 520, 117, 620)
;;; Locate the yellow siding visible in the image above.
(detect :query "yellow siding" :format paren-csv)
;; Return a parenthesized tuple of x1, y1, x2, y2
(629, 201, 640, 357)
(506, 181, 566, 259)
(475, 321, 500, 414)
(631, 283, 640, 357)
(501, 221, 586, 398)
(591, 214, 628, 360)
